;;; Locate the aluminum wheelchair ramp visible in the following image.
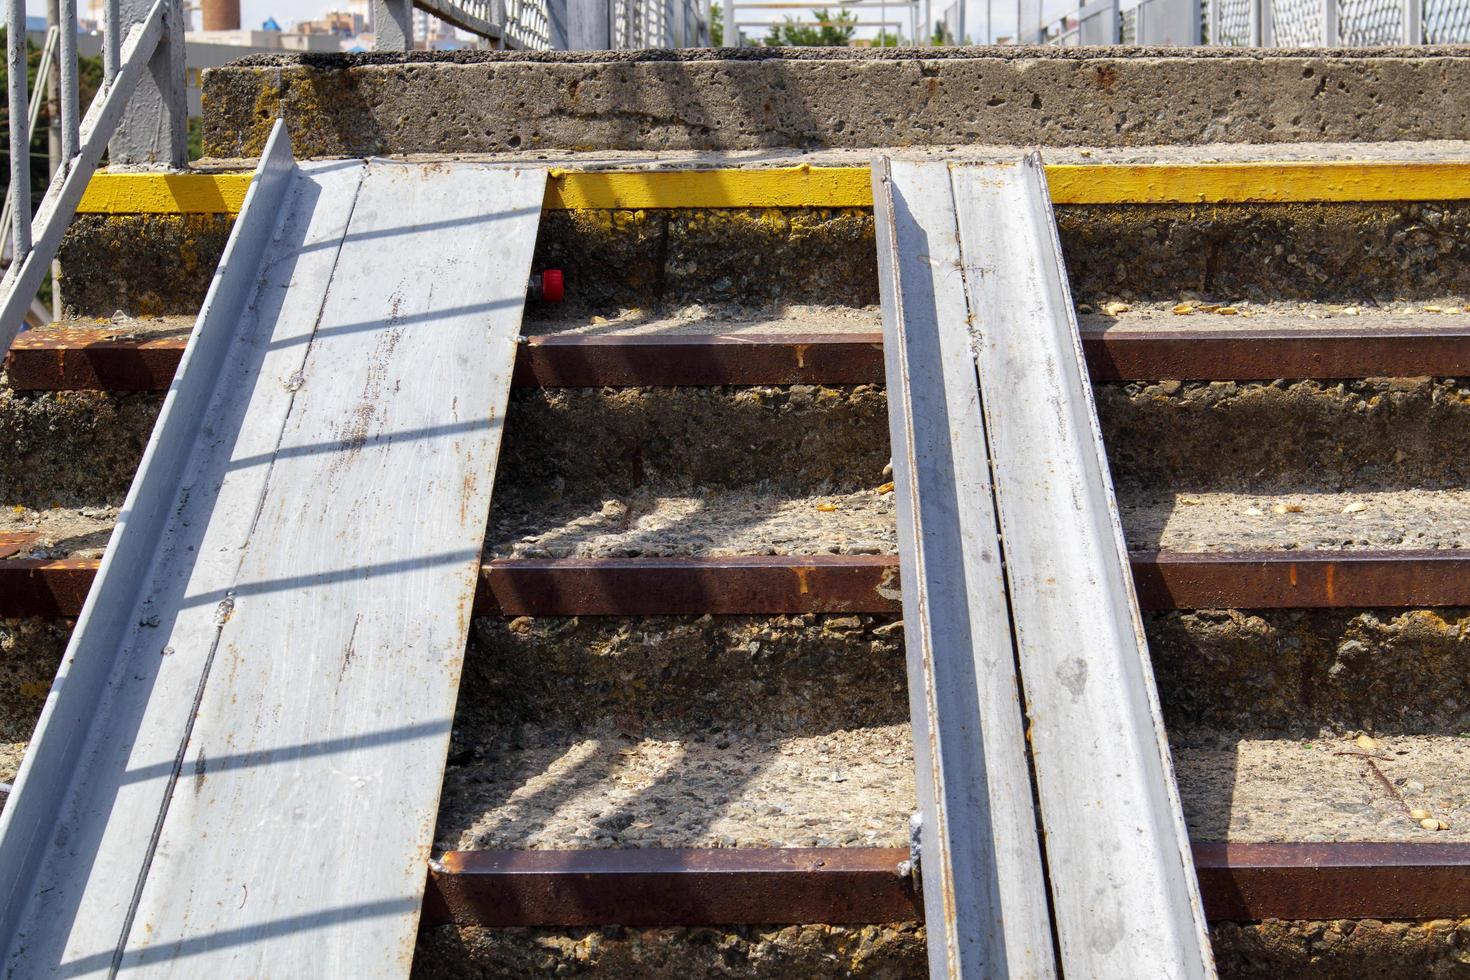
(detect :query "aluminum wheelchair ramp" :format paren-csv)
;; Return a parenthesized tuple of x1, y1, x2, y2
(0, 123, 546, 977)
(874, 156, 1215, 979)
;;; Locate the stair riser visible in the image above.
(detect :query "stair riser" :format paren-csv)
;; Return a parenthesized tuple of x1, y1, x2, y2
(57, 204, 1470, 318)
(6, 381, 1470, 508)
(410, 919, 1470, 980)
(2, 607, 1462, 780)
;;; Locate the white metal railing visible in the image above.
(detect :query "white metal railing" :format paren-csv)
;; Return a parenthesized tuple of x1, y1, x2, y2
(1038, 0, 1470, 44)
(3, 0, 185, 351)
(383, 0, 710, 50)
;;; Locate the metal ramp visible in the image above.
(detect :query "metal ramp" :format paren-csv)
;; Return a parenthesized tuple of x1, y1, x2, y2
(874, 156, 1215, 979)
(0, 123, 545, 977)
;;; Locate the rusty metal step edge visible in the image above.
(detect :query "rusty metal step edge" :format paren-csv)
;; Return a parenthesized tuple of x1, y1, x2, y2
(3, 552, 1470, 618)
(422, 842, 1470, 928)
(12, 327, 1470, 390)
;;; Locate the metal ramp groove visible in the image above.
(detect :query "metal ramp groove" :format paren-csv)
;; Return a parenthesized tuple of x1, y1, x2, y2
(874, 155, 1215, 979)
(0, 123, 546, 977)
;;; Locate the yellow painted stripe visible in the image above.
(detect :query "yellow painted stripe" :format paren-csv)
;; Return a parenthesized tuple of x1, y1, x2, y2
(78, 161, 1470, 215)
(78, 172, 255, 214)
(1046, 161, 1470, 205)
(545, 166, 873, 209)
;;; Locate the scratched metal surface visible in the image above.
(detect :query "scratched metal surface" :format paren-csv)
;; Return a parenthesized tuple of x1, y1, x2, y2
(0, 121, 545, 976)
(948, 157, 1215, 979)
(872, 159, 1056, 979)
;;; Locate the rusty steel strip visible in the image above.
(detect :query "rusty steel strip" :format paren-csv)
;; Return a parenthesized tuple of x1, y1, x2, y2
(514, 333, 886, 387)
(0, 531, 38, 560)
(1192, 842, 1470, 920)
(1130, 550, 1470, 609)
(478, 555, 902, 615)
(7, 328, 188, 391)
(1081, 324, 1470, 382)
(423, 847, 920, 928)
(423, 843, 1470, 927)
(0, 558, 97, 617)
(9, 551, 1470, 619)
(13, 326, 1470, 392)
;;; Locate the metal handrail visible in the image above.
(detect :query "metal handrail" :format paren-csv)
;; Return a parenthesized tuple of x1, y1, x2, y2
(1, 0, 175, 352)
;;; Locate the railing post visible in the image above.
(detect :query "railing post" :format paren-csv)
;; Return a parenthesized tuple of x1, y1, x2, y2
(374, 0, 416, 50)
(1402, 0, 1422, 41)
(1321, 0, 1338, 43)
(7, 0, 32, 261)
(723, 0, 737, 44)
(109, 0, 187, 168)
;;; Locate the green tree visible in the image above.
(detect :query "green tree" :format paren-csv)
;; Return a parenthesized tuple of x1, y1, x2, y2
(765, 7, 858, 45)
(0, 29, 106, 207)
(871, 28, 901, 45)
(711, 2, 724, 44)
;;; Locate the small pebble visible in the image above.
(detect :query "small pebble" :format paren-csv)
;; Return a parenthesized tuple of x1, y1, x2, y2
(1410, 808, 1432, 820)
(1342, 501, 1367, 514)
(1356, 734, 1377, 750)
(1341, 306, 1361, 316)
(876, 482, 895, 495)
(1420, 817, 1449, 831)
(1216, 306, 1239, 316)
(1424, 305, 1444, 313)
(1103, 301, 1131, 316)
(815, 502, 839, 512)
(1244, 506, 1264, 516)
(1172, 303, 1193, 315)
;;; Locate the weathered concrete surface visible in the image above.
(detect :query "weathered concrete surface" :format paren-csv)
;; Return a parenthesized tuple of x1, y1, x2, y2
(57, 214, 234, 318)
(412, 919, 1470, 979)
(0, 390, 161, 508)
(1152, 608, 1470, 736)
(459, 614, 907, 736)
(10, 379, 1470, 507)
(202, 48, 1470, 157)
(57, 204, 1470, 317)
(458, 607, 1470, 739)
(0, 619, 68, 791)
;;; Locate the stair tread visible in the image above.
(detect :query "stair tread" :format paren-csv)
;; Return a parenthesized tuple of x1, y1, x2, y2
(9, 488, 1470, 563)
(435, 726, 1469, 854)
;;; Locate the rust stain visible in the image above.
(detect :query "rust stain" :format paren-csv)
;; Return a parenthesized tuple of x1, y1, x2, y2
(793, 565, 811, 596)
(1325, 563, 1337, 604)
(1289, 564, 1298, 588)
(1094, 64, 1118, 91)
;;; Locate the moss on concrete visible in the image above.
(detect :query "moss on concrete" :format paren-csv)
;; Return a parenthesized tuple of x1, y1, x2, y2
(203, 53, 1470, 157)
(0, 390, 161, 508)
(56, 203, 1470, 318)
(57, 214, 234, 318)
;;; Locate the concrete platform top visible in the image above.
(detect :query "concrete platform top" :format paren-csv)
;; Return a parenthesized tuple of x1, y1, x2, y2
(203, 45, 1470, 158)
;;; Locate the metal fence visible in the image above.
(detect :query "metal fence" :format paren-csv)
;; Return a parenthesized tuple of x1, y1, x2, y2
(1042, 0, 1470, 44)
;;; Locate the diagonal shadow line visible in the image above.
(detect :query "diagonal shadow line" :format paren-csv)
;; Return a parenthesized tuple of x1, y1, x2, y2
(289, 204, 544, 256)
(227, 419, 498, 471)
(264, 298, 526, 351)
(118, 720, 452, 786)
(59, 897, 420, 975)
(180, 549, 483, 610)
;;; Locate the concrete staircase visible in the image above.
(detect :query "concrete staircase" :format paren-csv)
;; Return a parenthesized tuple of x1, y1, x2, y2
(3, 48, 1470, 978)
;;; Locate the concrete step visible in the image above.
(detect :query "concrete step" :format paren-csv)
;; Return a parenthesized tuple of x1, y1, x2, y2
(10, 322, 1470, 509)
(433, 725, 1469, 853)
(56, 198, 1470, 319)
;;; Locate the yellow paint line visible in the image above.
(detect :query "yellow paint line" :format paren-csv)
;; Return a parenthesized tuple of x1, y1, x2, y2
(78, 172, 255, 214)
(78, 161, 1470, 214)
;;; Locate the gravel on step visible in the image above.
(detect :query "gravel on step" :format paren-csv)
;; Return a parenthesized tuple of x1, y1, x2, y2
(436, 726, 1470, 853)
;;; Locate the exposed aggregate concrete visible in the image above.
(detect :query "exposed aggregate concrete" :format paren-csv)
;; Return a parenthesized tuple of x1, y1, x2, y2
(412, 918, 1470, 980)
(202, 51, 1470, 157)
(58, 203, 1470, 316)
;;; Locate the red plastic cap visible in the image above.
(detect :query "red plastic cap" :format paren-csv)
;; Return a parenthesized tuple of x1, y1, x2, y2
(541, 268, 565, 303)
